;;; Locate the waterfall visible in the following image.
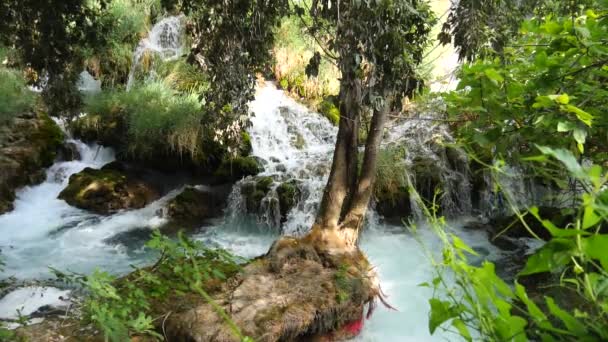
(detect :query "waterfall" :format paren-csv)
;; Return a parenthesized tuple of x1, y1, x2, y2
(229, 83, 474, 232)
(227, 84, 337, 235)
(126, 15, 184, 90)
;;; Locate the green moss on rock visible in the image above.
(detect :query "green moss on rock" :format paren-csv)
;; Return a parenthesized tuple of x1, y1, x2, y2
(276, 180, 301, 221)
(319, 97, 340, 126)
(58, 166, 160, 214)
(214, 156, 263, 183)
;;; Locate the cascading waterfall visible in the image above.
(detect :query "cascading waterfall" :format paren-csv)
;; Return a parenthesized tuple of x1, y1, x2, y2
(126, 15, 184, 90)
(227, 84, 337, 235)
(384, 113, 473, 220)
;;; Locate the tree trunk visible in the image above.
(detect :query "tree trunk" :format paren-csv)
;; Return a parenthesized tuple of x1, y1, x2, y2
(308, 78, 392, 253)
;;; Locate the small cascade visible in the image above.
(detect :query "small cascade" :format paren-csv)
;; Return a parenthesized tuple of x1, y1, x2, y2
(0, 123, 179, 279)
(126, 15, 184, 90)
(76, 70, 101, 94)
(385, 114, 472, 219)
(227, 84, 337, 235)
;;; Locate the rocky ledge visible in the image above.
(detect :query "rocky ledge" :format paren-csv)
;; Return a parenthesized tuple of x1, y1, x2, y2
(0, 112, 64, 214)
(58, 162, 160, 215)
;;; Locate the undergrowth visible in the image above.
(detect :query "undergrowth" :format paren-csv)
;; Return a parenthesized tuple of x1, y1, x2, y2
(0, 68, 36, 123)
(82, 81, 206, 159)
(53, 231, 250, 341)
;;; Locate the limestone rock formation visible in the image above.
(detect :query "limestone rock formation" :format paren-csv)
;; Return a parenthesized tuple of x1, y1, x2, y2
(0, 112, 64, 214)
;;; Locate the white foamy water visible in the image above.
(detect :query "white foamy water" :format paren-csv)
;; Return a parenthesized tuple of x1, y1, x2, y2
(0, 286, 70, 320)
(126, 15, 184, 90)
(0, 139, 178, 279)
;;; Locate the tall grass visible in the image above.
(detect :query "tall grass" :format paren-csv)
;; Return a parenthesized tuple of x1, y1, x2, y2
(87, 0, 162, 87)
(83, 81, 205, 159)
(0, 68, 36, 123)
(373, 146, 409, 204)
(272, 15, 340, 103)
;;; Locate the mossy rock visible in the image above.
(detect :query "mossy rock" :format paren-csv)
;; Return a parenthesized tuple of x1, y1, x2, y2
(58, 165, 160, 214)
(239, 131, 253, 156)
(276, 180, 301, 221)
(240, 176, 274, 213)
(165, 187, 225, 228)
(0, 112, 64, 214)
(214, 156, 263, 183)
(319, 97, 340, 126)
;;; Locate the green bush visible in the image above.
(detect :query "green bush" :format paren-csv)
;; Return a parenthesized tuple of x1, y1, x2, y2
(318, 98, 340, 125)
(0, 68, 36, 122)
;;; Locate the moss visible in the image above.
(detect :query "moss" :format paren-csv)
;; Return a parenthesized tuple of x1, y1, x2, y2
(240, 176, 274, 213)
(239, 131, 253, 156)
(33, 113, 64, 166)
(214, 156, 263, 183)
(59, 167, 126, 203)
(276, 180, 301, 220)
(319, 98, 340, 126)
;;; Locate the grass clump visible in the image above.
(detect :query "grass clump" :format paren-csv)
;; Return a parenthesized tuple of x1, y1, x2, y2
(319, 97, 340, 125)
(83, 81, 205, 160)
(273, 15, 340, 104)
(0, 68, 36, 123)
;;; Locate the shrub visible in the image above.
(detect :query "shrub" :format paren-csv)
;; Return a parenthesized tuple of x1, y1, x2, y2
(318, 98, 340, 125)
(0, 68, 36, 123)
(83, 81, 205, 159)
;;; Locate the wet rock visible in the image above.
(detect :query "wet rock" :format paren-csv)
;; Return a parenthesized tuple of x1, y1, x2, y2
(240, 176, 274, 213)
(0, 113, 64, 214)
(165, 186, 226, 228)
(58, 165, 160, 215)
(276, 180, 301, 222)
(214, 156, 264, 183)
(56, 142, 81, 162)
(374, 187, 411, 223)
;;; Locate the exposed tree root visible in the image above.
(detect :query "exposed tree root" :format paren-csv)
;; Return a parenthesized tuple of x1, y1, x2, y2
(163, 235, 380, 341)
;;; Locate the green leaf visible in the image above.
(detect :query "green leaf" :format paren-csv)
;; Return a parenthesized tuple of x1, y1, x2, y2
(428, 298, 458, 334)
(519, 239, 575, 276)
(546, 297, 588, 336)
(565, 105, 593, 127)
(535, 146, 584, 178)
(484, 68, 504, 85)
(529, 206, 589, 237)
(452, 319, 472, 341)
(581, 235, 608, 269)
(451, 234, 478, 256)
(550, 94, 570, 105)
(557, 121, 575, 132)
(582, 206, 601, 229)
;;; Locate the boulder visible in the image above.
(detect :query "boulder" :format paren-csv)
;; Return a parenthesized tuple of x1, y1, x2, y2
(276, 180, 301, 222)
(58, 165, 160, 214)
(0, 113, 64, 214)
(240, 177, 301, 224)
(165, 187, 226, 227)
(56, 141, 81, 162)
(214, 156, 264, 183)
